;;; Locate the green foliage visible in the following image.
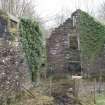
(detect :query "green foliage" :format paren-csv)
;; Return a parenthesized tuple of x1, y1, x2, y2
(96, 93, 105, 105)
(80, 11, 105, 60)
(19, 18, 43, 82)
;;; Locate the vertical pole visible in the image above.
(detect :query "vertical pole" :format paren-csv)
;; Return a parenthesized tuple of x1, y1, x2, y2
(49, 76, 52, 96)
(36, 69, 40, 86)
(73, 79, 79, 98)
(98, 71, 102, 93)
(93, 79, 96, 104)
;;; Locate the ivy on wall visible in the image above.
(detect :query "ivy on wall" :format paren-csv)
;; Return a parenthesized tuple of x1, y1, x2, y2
(80, 11, 105, 61)
(19, 18, 43, 82)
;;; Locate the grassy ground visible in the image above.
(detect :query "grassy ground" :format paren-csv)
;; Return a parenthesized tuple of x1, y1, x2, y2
(96, 93, 105, 105)
(75, 79, 105, 105)
(79, 92, 105, 105)
(0, 87, 55, 105)
(0, 78, 75, 105)
(1, 77, 105, 105)
(79, 95, 95, 105)
(0, 80, 56, 105)
(0, 78, 73, 105)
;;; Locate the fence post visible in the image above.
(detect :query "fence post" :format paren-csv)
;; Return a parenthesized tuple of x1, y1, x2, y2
(93, 78, 96, 104)
(72, 77, 81, 98)
(49, 76, 53, 96)
(98, 72, 102, 93)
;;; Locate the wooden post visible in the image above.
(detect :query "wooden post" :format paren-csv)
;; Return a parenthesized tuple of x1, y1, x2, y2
(93, 79, 96, 104)
(98, 71, 102, 93)
(72, 76, 82, 98)
(49, 76, 52, 96)
(73, 79, 77, 97)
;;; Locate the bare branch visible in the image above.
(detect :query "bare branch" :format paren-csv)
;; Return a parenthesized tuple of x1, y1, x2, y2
(0, 0, 36, 17)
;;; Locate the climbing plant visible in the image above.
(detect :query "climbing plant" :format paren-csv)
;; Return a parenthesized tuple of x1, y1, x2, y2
(19, 18, 43, 82)
(80, 11, 105, 61)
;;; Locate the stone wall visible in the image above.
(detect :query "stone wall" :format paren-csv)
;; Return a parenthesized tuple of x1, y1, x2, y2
(47, 10, 81, 75)
(0, 33, 32, 99)
(47, 9, 105, 77)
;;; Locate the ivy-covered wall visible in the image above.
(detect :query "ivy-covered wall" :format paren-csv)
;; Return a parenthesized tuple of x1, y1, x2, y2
(80, 11, 105, 60)
(80, 10, 105, 76)
(46, 9, 105, 76)
(19, 18, 43, 82)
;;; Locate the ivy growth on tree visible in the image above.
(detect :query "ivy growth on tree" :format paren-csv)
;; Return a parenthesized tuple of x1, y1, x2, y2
(80, 11, 105, 61)
(19, 18, 43, 82)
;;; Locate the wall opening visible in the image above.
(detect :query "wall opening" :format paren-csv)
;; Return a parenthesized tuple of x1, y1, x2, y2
(68, 62, 81, 75)
(70, 36, 78, 49)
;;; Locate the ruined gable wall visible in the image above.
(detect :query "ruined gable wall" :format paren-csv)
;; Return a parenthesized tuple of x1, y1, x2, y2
(47, 19, 73, 74)
(47, 10, 81, 75)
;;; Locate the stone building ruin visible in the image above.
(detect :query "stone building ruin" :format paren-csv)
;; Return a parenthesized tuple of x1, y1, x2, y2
(47, 9, 105, 77)
(47, 10, 81, 75)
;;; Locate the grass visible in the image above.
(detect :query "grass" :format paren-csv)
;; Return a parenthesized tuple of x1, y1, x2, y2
(79, 92, 105, 105)
(79, 95, 95, 105)
(0, 78, 73, 105)
(0, 87, 54, 105)
(1, 78, 105, 105)
(96, 93, 105, 105)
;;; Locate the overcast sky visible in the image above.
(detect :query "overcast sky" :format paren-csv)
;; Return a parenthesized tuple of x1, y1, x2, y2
(35, 0, 105, 28)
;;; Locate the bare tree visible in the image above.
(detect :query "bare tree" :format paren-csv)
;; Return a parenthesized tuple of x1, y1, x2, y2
(0, 0, 36, 17)
(54, 8, 72, 26)
(98, 2, 105, 21)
